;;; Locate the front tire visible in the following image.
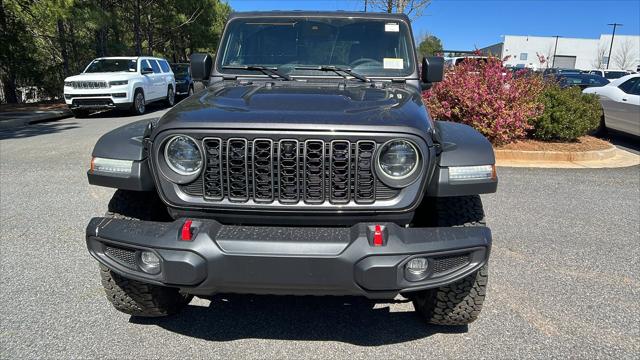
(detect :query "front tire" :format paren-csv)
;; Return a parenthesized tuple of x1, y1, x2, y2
(99, 190, 189, 317)
(100, 265, 192, 317)
(131, 89, 146, 116)
(165, 86, 175, 107)
(411, 195, 489, 325)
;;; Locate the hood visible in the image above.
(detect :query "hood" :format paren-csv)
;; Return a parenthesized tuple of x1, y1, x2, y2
(154, 81, 433, 139)
(64, 72, 140, 82)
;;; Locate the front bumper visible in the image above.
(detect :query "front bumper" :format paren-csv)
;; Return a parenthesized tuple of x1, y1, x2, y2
(64, 86, 132, 109)
(86, 218, 491, 299)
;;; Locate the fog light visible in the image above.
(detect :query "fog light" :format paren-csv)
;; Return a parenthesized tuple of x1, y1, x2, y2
(406, 257, 428, 275)
(139, 251, 160, 274)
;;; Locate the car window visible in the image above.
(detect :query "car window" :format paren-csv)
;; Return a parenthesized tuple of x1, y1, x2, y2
(618, 77, 640, 94)
(219, 17, 416, 77)
(149, 60, 162, 74)
(85, 58, 137, 73)
(605, 71, 627, 79)
(159, 60, 171, 73)
(140, 59, 151, 72)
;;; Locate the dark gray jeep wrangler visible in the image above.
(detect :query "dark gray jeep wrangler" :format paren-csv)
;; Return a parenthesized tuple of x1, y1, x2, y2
(86, 11, 497, 325)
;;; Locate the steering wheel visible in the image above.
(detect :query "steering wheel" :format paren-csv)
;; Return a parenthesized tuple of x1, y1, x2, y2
(349, 58, 382, 68)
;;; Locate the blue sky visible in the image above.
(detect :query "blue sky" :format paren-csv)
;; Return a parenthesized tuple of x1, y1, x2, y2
(227, 0, 640, 50)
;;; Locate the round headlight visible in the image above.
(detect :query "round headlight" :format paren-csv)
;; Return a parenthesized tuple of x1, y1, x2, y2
(164, 135, 202, 176)
(378, 140, 419, 179)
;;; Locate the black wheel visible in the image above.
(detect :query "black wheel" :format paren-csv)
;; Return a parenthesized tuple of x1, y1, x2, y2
(99, 190, 189, 317)
(165, 86, 175, 107)
(131, 89, 146, 115)
(100, 264, 192, 317)
(410, 195, 488, 325)
(71, 109, 89, 118)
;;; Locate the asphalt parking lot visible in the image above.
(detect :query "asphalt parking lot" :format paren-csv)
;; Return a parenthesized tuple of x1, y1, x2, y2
(1, 108, 639, 359)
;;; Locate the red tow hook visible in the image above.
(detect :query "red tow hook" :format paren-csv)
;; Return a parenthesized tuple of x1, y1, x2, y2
(181, 219, 193, 241)
(373, 224, 384, 246)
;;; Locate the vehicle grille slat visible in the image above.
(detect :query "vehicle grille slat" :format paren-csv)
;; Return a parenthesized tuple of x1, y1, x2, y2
(355, 141, 376, 203)
(203, 138, 223, 200)
(330, 140, 351, 203)
(278, 140, 300, 203)
(226, 138, 249, 201)
(304, 140, 325, 203)
(252, 139, 274, 202)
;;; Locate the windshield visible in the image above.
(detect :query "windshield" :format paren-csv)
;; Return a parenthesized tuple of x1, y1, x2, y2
(560, 74, 609, 86)
(85, 59, 137, 73)
(218, 17, 416, 78)
(172, 64, 189, 77)
(605, 71, 627, 79)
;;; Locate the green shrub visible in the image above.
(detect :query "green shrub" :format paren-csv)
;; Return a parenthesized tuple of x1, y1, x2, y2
(531, 84, 602, 141)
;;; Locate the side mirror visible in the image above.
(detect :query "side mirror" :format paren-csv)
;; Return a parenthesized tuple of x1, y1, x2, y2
(191, 53, 213, 81)
(141, 67, 153, 75)
(421, 56, 445, 84)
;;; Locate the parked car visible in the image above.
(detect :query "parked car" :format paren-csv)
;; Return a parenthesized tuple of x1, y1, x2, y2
(170, 63, 194, 97)
(583, 74, 640, 136)
(85, 11, 497, 326)
(63, 56, 176, 117)
(543, 68, 582, 76)
(444, 56, 488, 67)
(554, 73, 609, 90)
(588, 69, 631, 80)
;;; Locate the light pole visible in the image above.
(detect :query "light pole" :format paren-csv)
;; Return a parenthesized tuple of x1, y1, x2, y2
(606, 23, 622, 69)
(551, 35, 561, 68)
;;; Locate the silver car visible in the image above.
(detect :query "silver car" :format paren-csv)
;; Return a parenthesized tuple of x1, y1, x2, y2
(583, 74, 640, 136)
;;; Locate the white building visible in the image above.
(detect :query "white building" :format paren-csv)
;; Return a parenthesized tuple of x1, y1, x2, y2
(480, 34, 640, 71)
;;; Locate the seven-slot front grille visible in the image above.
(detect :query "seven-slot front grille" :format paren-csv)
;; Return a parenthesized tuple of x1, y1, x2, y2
(71, 81, 109, 89)
(190, 138, 397, 205)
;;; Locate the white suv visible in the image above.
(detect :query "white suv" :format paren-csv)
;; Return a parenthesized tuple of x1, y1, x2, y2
(63, 56, 176, 117)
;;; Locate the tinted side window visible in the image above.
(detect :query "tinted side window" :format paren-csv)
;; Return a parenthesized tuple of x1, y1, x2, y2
(159, 60, 171, 73)
(149, 60, 161, 73)
(140, 59, 151, 72)
(618, 78, 639, 94)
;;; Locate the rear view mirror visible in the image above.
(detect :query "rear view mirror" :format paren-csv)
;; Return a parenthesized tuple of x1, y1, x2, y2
(141, 67, 153, 75)
(421, 56, 444, 84)
(190, 53, 213, 81)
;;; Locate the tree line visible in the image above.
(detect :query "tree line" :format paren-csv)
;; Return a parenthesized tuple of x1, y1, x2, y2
(0, 0, 231, 103)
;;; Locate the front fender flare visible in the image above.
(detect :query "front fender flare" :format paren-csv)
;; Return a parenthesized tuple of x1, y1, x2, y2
(88, 120, 155, 191)
(427, 121, 497, 197)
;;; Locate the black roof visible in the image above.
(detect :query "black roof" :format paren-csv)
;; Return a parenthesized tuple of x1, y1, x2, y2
(229, 11, 410, 21)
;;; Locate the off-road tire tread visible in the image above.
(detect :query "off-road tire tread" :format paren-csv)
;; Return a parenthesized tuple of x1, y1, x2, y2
(412, 195, 488, 325)
(100, 264, 192, 317)
(413, 264, 488, 325)
(100, 189, 186, 317)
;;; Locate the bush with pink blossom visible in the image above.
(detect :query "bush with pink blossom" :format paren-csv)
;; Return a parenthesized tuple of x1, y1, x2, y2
(422, 58, 546, 146)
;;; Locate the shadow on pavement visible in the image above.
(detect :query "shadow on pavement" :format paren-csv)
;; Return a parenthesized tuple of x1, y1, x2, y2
(599, 131, 640, 155)
(130, 294, 467, 345)
(0, 121, 80, 140)
(86, 104, 167, 119)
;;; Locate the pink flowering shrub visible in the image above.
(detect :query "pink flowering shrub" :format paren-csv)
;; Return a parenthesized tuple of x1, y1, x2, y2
(422, 58, 545, 145)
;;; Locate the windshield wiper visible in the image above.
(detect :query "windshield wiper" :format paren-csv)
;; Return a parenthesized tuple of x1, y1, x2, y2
(294, 66, 370, 82)
(222, 65, 291, 81)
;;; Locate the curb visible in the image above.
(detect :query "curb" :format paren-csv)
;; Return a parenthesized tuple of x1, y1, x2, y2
(0, 109, 72, 130)
(495, 145, 617, 162)
(496, 148, 639, 169)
